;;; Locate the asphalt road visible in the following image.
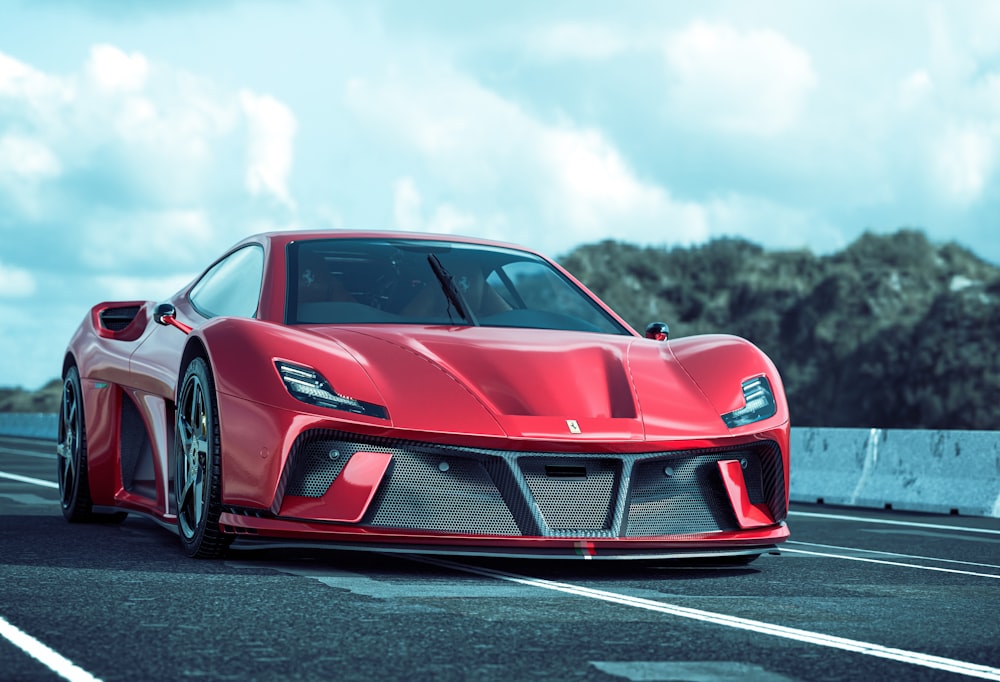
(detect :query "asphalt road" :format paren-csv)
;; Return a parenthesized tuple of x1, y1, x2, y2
(1, 435, 998, 682)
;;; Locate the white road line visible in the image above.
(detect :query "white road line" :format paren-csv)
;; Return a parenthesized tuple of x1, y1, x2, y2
(789, 510, 1000, 536)
(788, 540, 1000, 570)
(0, 471, 58, 489)
(1, 446, 56, 459)
(780, 548, 1000, 579)
(410, 556, 1000, 681)
(0, 615, 103, 682)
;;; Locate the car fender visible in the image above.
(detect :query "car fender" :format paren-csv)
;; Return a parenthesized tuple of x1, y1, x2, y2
(667, 334, 789, 426)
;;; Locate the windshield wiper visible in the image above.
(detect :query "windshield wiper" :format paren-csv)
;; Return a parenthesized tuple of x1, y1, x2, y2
(427, 254, 479, 326)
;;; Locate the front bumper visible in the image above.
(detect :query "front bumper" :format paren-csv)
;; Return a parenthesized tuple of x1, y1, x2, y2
(218, 429, 789, 559)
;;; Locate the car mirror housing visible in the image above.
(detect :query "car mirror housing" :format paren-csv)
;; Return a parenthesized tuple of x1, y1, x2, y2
(645, 321, 669, 341)
(154, 303, 192, 335)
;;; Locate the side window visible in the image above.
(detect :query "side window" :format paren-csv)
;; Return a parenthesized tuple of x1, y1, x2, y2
(189, 245, 264, 318)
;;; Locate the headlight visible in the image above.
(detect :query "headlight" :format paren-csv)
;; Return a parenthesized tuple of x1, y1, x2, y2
(276, 361, 388, 420)
(721, 376, 776, 428)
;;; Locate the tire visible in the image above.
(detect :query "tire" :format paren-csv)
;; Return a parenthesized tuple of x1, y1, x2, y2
(57, 367, 128, 523)
(174, 356, 231, 558)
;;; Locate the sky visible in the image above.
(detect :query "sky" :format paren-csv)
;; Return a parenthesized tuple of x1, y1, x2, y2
(1, 0, 999, 390)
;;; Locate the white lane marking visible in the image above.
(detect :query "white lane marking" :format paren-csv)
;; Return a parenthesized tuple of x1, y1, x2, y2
(1, 446, 56, 459)
(780, 548, 1000, 579)
(860, 528, 1000, 545)
(789, 510, 1000, 536)
(789, 540, 1000, 570)
(0, 471, 58, 489)
(409, 556, 1000, 681)
(0, 615, 103, 682)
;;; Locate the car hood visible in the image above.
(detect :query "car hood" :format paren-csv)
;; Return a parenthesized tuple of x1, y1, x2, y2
(301, 325, 731, 444)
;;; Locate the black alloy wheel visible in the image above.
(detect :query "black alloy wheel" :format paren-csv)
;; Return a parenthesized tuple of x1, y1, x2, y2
(57, 366, 126, 523)
(175, 357, 230, 558)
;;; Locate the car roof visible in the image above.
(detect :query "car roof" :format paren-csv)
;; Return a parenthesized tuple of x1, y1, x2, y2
(242, 230, 543, 256)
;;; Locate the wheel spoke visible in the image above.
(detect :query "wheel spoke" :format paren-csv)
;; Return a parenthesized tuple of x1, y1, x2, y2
(179, 469, 195, 509)
(60, 455, 74, 505)
(192, 473, 204, 524)
(194, 433, 209, 456)
(62, 448, 74, 480)
(178, 417, 192, 451)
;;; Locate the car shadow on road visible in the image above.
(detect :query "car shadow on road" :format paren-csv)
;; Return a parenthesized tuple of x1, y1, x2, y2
(2, 514, 770, 582)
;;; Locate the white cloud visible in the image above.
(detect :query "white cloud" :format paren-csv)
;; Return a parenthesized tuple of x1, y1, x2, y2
(0, 51, 74, 108)
(393, 177, 423, 232)
(81, 209, 215, 271)
(348, 62, 708, 253)
(898, 69, 933, 110)
(0, 261, 36, 298)
(93, 273, 194, 301)
(392, 177, 482, 236)
(240, 90, 297, 206)
(663, 22, 817, 136)
(537, 128, 708, 243)
(0, 45, 297, 222)
(0, 134, 61, 180)
(703, 193, 844, 255)
(530, 23, 629, 61)
(0, 134, 62, 217)
(85, 44, 148, 93)
(0, 41, 304, 370)
(931, 126, 995, 204)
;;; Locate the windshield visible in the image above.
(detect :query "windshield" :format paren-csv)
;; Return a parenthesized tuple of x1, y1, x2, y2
(285, 238, 630, 335)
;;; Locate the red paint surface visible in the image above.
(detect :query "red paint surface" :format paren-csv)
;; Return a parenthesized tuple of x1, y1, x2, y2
(717, 459, 777, 528)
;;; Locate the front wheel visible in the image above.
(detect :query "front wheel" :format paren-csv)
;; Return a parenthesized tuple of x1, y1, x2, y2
(57, 367, 126, 523)
(174, 357, 230, 558)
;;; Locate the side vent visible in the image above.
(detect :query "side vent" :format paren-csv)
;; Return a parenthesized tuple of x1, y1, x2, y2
(100, 306, 141, 332)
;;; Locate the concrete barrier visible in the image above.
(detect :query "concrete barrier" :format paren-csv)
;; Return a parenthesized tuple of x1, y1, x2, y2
(791, 427, 1000, 518)
(0, 413, 58, 441)
(2, 414, 998, 517)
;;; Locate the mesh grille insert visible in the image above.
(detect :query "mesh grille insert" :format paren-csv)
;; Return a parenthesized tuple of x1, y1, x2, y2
(284, 440, 353, 497)
(366, 450, 521, 535)
(520, 458, 620, 531)
(625, 452, 751, 536)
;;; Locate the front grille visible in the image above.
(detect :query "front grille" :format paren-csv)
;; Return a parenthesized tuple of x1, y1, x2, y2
(278, 431, 786, 538)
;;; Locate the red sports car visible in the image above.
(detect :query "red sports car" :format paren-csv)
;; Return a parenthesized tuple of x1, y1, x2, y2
(58, 231, 790, 561)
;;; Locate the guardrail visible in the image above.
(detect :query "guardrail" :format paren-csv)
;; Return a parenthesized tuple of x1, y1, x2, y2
(1, 414, 997, 518)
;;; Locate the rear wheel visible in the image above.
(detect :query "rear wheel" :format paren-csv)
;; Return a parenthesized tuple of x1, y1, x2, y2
(175, 357, 230, 558)
(57, 366, 126, 523)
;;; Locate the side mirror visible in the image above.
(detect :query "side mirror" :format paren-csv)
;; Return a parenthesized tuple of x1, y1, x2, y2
(153, 303, 176, 325)
(645, 321, 669, 342)
(154, 303, 192, 335)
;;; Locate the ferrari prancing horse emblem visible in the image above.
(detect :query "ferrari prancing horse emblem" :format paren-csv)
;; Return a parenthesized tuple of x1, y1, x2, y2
(567, 420, 582, 434)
